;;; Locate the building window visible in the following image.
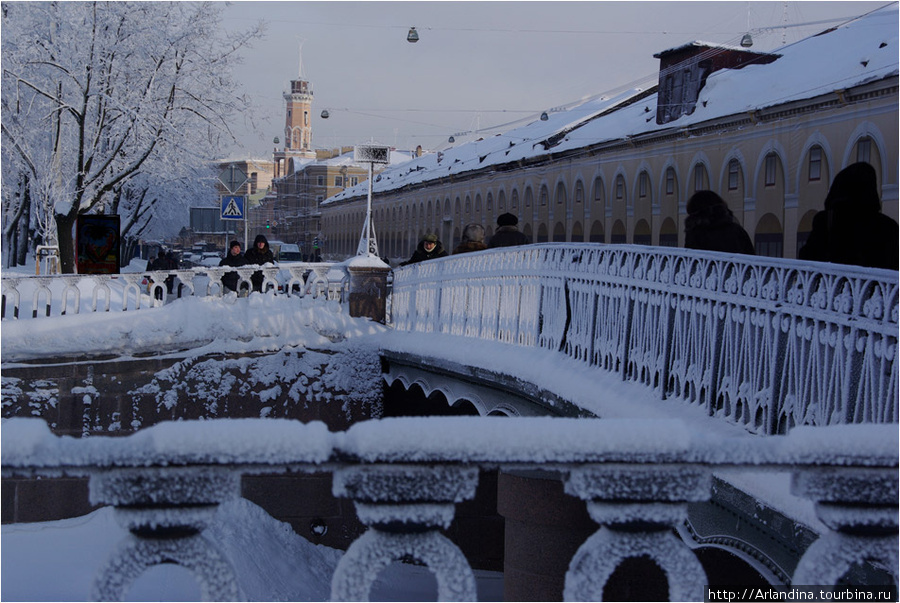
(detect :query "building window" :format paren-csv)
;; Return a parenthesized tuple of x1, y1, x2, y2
(693, 164, 707, 191)
(556, 182, 567, 205)
(665, 168, 675, 195)
(765, 153, 777, 187)
(808, 147, 822, 181)
(755, 233, 783, 258)
(728, 160, 740, 190)
(350, 177, 359, 186)
(574, 181, 584, 204)
(857, 137, 872, 163)
(540, 185, 549, 206)
(486, 192, 493, 213)
(638, 172, 649, 198)
(511, 189, 518, 210)
(317, 175, 324, 186)
(334, 176, 343, 187)
(615, 176, 624, 200)
(525, 188, 533, 208)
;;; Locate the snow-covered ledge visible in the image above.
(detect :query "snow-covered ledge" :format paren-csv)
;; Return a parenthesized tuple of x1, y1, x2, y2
(2, 417, 897, 602)
(0, 263, 349, 320)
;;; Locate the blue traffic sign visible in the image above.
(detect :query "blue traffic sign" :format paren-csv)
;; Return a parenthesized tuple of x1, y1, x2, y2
(221, 195, 245, 220)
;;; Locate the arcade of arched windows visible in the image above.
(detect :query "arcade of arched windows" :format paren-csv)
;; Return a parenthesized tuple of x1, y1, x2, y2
(320, 130, 892, 261)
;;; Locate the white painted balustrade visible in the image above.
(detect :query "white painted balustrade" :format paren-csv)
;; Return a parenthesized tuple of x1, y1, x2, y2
(0, 263, 349, 319)
(2, 417, 896, 602)
(392, 244, 899, 434)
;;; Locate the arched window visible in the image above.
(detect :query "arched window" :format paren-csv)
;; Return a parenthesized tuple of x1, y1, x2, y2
(510, 189, 518, 210)
(807, 147, 823, 182)
(728, 159, 741, 190)
(525, 187, 534, 208)
(665, 167, 676, 195)
(693, 163, 709, 192)
(540, 185, 549, 206)
(556, 182, 567, 205)
(498, 190, 506, 211)
(615, 175, 626, 202)
(574, 180, 584, 205)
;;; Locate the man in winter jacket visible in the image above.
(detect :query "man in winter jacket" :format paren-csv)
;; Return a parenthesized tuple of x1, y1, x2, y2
(401, 233, 449, 265)
(219, 240, 246, 293)
(487, 213, 530, 248)
(243, 234, 276, 292)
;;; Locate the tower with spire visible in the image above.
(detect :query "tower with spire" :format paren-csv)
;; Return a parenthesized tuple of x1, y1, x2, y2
(274, 46, 316, 177)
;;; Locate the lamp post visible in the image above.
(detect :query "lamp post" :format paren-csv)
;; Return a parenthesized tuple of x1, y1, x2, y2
(353, 144, 391, 257)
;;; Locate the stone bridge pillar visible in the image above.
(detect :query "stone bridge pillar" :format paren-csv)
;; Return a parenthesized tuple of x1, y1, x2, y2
(347, 257, 391, 323)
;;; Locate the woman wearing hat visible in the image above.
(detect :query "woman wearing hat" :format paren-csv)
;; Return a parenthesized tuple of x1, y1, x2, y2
(401, 233, 449, 265)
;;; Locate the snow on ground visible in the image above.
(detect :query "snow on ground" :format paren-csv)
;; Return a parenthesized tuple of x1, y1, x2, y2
(0, 497, 503, 602)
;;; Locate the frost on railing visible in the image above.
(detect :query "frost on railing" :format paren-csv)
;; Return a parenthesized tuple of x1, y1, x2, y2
(2, 417, 897, 602)
(0, 263, 349, 321)
(392, 244, 899, 434)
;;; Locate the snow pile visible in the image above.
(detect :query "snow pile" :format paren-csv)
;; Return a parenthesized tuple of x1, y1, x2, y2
(1, 498, 342, 602)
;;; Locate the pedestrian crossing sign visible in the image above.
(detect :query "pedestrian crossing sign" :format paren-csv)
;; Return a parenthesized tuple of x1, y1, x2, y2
(221, 195, 244, 220)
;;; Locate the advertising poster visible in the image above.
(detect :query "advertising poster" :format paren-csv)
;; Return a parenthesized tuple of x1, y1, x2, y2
(76, 215, 120, 274)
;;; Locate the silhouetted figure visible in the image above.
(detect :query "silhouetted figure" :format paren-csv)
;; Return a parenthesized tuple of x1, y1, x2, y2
(488, 213, 529, 248)
(684, 190, 755, 255)
(799, 162, 898, 270)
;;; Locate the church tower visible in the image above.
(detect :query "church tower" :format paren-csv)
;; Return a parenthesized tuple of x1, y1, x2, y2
(274, 48, 316, 177)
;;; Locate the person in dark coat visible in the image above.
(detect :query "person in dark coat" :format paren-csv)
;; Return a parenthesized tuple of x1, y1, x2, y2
(243, 234, 276, 292)
(219, 240, 246, 293)
(401, 233, 449, 265)
(798, 162, 898, 270)
(487, 213, 529, 248)
(453, 223, 488, 255)
(684, 190, 755, 255)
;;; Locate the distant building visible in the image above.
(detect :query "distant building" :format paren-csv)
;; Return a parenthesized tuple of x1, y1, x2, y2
(262, 63, 414, 256)
(319, 6, 897, 262)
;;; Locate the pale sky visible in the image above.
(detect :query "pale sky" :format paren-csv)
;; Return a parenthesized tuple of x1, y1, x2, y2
(220, 1, 890, 158)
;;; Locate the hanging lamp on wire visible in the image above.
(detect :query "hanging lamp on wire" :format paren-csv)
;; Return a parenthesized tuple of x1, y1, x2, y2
(740, 33, 753, 47)
(540, 112, 549, 121)
(448, 135, 455, 143)
(320, 109, 330, 119)
(407, 27, 419, 43)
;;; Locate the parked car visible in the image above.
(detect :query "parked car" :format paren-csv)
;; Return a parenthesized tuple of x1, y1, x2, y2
(278, 243, 303, 262)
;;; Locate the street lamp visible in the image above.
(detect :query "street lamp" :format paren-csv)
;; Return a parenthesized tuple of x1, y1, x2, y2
(321, 109, 330, 119)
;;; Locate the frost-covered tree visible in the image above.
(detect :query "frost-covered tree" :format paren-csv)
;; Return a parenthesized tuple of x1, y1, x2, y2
(1, 2, 261, 272)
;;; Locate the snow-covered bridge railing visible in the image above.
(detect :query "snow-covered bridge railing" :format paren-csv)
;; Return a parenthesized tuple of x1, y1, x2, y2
(0, 263, 348, 320)
(2, 417, 896, 601)
(391, 244, 898, 434)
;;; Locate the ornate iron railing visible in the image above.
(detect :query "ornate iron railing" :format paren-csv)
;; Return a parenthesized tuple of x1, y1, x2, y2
(2, 416, 896, 601)
(0, 263, 349, 320)
(392, 244, 899, 434)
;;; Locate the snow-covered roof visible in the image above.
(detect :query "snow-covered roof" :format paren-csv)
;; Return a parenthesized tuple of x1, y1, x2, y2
(653, 39, 759, 57)
(325, 5, 897, 205)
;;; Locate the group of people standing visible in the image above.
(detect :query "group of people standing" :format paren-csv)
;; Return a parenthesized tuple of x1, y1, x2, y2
(685, 162, 897, 270)
(400, 212, 530, 265)
(219, 234, 275, 293)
